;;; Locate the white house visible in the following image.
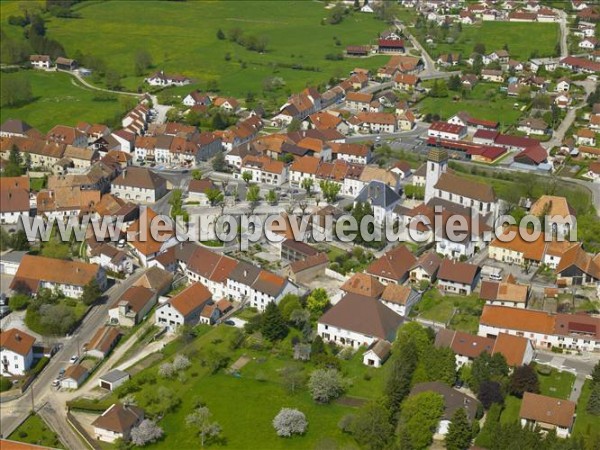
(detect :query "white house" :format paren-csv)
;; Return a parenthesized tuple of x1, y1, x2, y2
(240, 155, 288, 186)
(10, 255, 107, 299)
(155, 282, 213, 332)
(30, 54, 51, 69)
(110, 167, 167, 204)
(0, 186, 30, 225)
(61, 364, 89, 389)
(579, 37, 598, 50)
(427, 122, 467, 141)
(437, 259, 481, 295)
(145, 70, 190, 87)
(318, 293, 404, 349)
(0, 328, 35, 376)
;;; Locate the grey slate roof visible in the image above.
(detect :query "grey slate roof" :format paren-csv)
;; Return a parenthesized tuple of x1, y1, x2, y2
(355, 181, 401, 209)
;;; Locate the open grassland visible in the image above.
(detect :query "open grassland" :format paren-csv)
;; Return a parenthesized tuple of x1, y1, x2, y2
(417, 82, 524, 127)
(0, 70, 132, 132)
(40, 0, 388, 96)
(421, 22, 560, 61)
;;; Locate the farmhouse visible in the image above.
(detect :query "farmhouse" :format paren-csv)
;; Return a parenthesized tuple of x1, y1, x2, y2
(378, 39, 405, 53)
(30, 54, 51, 69)
(145, 70, 190, 87)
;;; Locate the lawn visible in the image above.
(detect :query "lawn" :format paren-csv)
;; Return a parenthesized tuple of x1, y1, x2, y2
(89, 324, 389, 449)
(37, 1, 389, 98)
(500, 395, 522, 425)
(0, 70, 133, 132)
(417, 22, 560, 61)
(536, 365, 575, 400)
(417, 82, 524, 127)
(412, 289, 484, 333)
(573, 380, 597, 437)
(8, 413, 64, 449)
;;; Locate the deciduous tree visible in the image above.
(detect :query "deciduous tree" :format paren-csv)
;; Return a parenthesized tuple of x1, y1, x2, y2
(308, 368, 344, 403)
(509, 364, 540, 398)
(273, 408, 307, 437)
(186, 406, 222, 447)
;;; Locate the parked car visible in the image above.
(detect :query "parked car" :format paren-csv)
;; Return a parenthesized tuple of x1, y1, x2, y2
(69, 355, 79, 364)
(0, 306, 11, 318)
(224, 320, 236, 326)
(51, 379, 60, 387)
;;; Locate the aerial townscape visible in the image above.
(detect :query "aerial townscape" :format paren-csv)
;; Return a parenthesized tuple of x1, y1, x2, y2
(1, 0, 600, 449)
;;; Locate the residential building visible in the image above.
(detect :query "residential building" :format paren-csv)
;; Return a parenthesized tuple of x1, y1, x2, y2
(92, 404, 145, 443)
(354, 180, 402, 225)
(109, 286, 157, 327)
(480, 276, 529, 308)
(155, 282, 213, 331)
(110, 167, 167, 203)
(30, 54, 51, 69)
(519, 393, 575, 438)
(10, 255, 106, 298)
(379, 284, 420, 316)
(145, 70, 190, 87)
(409, 382, 481, 436)
(478, 305, 600, 352)
(318, 293, 404, 349)
(427, 122, 468, 141)
(0, 328, 35, 376)
(488, 226, 547, 266)
(435, 328, 535, 367)
(437, 259, 481, 295)
(61, 364, 89, 389)
(366, 245, 416, 285)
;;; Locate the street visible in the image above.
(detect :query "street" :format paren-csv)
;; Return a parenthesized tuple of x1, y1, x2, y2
(0, 269, 147, 441)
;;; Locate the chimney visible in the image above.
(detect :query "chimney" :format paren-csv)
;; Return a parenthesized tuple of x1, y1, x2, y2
(243, 269, 248, 278)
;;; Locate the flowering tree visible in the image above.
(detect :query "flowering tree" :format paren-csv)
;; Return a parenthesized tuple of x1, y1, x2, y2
(273, 408, 308, 437)
(130, 419, 163, 446)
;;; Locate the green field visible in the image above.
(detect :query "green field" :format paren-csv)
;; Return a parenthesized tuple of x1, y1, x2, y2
(8, 413, 64, 449)
(83, 324, 390, 449)
(419, 22, 560, 61)
(0, 70, 132, 132)
(417, 82, 524, 127)
(36, 1, 388, 96)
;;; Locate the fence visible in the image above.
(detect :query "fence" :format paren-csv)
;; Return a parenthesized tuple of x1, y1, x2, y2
(66, 411, 102, 450)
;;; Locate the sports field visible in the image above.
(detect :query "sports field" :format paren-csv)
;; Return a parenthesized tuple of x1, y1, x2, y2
(40, 1, 389, 96)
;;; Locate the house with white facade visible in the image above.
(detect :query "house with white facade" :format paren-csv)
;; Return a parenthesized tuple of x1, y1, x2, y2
(318, 293, 404, 349)
(155, 282, 213, 331)
(10, 255, 107, 298)
(0, 328, 35, 376)
(437, 259, 481, 295)
(110, 167, 167, 204)
(520, 393, 575, 438)
(92, 404, 145, 443)
(354, 180, 402, 226)
(427, 122, 467, 141)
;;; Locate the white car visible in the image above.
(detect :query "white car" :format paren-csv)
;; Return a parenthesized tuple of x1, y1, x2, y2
(69, 355, 79, 364)
(51, 379, 61, 387)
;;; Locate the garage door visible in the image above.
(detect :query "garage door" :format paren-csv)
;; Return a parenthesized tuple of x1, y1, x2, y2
(100, 381, 111, 390)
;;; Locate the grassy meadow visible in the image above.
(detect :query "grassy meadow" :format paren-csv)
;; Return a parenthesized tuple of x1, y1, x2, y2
(42, 1, 389, 95)
(0, 70, 134, 132)
(417, 82, 524, 127)
(421, 21, 560, 61)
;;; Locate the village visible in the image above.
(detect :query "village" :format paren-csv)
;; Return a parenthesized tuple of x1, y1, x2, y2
(1, 0, 600, 449)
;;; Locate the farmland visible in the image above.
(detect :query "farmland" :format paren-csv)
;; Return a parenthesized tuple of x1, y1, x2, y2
(0, 70, 133, 132)
(39, 1, 389, 96)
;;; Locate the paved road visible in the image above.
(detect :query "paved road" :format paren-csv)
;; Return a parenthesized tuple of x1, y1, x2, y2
(544, 79, 596, 150)
(557, 10, 569, 58)
(0, 269, 146, 439)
